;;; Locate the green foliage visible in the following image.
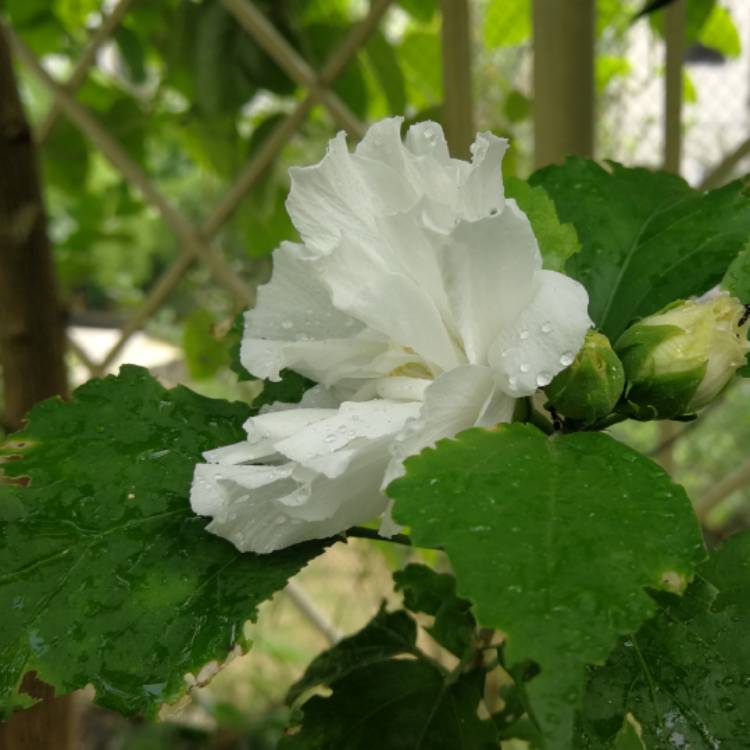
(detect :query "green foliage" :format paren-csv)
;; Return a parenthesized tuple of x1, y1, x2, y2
(577, 532, 750, 749)
(531, 159, 750, 339)
(364, 30, 407, 115)
(393, 563, 475, 658)
(0, 366, 325, 718)
(484, 0, 531, 48)
(183, 308, 230, 380)
(723, 243, 750, 376)
(505, 177, 580, 273)
(282, 599, 496, 749)
(388, 424, 705, 748)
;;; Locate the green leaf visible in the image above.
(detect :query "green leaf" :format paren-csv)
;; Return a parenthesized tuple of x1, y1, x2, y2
(723, 241, 750, 302)
(364, 30, 406, 115)
(283, 660, 495, 750)
(612, 716, 647, 750)
(42, 118, 89, 192)
(0, 366, 325, 718)
(388, 424, 705, 748)
(699, 3, 741, 58)
(596, 56, 632, 93)
(530, 159, 750, 339)
(504, 89, 531, 123)
(484, 0, 531, 48)
(114, 26, 147, 85)
(723, 242, 750, 376)
(505, 177, 580, 273)
(393, 564, 475, 658)
(182, 309, 229, 380)
(577, 531, 750, 749)
(397, 0, 437, 23)
(286, 607, 418, 705)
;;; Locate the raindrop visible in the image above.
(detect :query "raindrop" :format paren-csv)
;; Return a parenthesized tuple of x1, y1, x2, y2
(560, 352, 575, 367)
(536, 372, 552, 387)
(541, 322, 553, 334)
(508, 376, 518, 391)
(519, 329, 530, 340)
(500, 349, 509, 358)
(520, 363, 530, 373)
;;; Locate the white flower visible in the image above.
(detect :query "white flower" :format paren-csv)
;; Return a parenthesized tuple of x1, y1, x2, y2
(191, 118, 592, 553)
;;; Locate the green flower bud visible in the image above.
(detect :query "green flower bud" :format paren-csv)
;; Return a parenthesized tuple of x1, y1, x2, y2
(544, 331, 625, 424)
(615, 294, 750, 420)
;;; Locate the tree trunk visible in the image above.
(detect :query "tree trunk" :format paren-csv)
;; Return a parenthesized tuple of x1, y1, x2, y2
(0, 23, 67, 432)
(0, 22, 73, 750)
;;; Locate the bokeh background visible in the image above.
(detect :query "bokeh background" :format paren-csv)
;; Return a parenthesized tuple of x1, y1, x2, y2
(1, 0, 750, 747)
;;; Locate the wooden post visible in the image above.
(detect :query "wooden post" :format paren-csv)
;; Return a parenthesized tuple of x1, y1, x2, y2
(440, 0, 474, 159)
(532, 0, 595, 168)
(0, 23, 73, 750)
(663, 0, 684, 173)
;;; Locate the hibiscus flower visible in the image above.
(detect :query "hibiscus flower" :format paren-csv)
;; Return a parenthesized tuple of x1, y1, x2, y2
(191, 118, 592, 553)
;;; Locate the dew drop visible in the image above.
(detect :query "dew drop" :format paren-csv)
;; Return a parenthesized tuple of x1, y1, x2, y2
(508, 376, 518, 391)
(423, 129, 435, 143)
(560, 352, 575, 367)
(500, 349, 509, 358)
(520, 363, 530, 373)
(536, 372, 552, 387)
(519, 329, 530, 340)
(541, 322, 553, 334)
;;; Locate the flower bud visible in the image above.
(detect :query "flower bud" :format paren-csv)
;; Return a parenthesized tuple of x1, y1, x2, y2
(615, 294, 750, 419)
(544, 331, 625, 424)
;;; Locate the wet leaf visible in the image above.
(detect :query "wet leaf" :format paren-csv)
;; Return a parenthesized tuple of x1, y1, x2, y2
(0, 366, 325, 718)
(577, 531, 750, 750)
(388, 424, 705, 748)
(531, 159, 750, 339)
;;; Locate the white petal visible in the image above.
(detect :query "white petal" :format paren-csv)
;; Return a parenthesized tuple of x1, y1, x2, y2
(287, 129, 416, 253)
(191, 433, 397, 554)
(435, 206, 541, 364)
(274, 400, 421, 478)
(459, 132, 508, 221)
(383, 365, 515, 487)
(312, 232, 465, 372)
(488, 270, 592, 397)
(241, 242, 397, 384)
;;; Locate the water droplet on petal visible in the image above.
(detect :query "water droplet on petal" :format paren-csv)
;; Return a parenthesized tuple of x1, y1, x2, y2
(519, 329, 530, 340)
(508, 376, 518, 391)
(560, 352, 575, 367)
(520, 363, 530, 373)
(541, 322, 553, 334)
(536, 372, 552, 387)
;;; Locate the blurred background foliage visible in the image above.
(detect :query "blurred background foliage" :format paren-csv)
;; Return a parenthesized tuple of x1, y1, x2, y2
(2, 0, 750, 746)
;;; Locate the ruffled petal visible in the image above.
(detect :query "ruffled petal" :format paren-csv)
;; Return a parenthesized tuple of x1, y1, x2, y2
(241, 241, 403, 384)
(312, 232, 465, 372)
(434, 205, 541, 364)
(488, 270, 592, 397)
(383, 364, 515, 487)
(287, 129, 416, 253)
(458, 132, 508, 220)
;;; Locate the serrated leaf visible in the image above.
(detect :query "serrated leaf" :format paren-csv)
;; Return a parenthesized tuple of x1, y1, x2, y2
(578, 531, 750, 749)
(286, 607, 418, 705)
(388, 425, 705, 749)
(282, 660, 496, 750)
(394, 564, 475, 658)
(506, 177, 580, 273)
(530, 159, 750, 339)
(0, 366, 325, 718)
